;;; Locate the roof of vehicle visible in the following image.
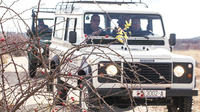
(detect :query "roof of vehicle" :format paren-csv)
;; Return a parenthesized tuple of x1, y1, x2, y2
(55, 1, 160, 15)
(32, 8, 55, 13)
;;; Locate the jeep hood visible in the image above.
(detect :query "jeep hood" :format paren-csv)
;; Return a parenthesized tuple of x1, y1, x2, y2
(83, 47, 172, 60)
(81, 46, 195, 63)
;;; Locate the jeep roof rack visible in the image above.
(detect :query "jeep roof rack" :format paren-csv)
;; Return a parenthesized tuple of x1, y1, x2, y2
(56, 0, 148, 13)
(57, 0, 148, 6)
(32, 8, 55, 13)
(66, 0, 145, 3)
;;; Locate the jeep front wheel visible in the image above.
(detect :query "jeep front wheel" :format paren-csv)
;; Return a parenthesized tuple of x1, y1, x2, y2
(167, 96, 192, 112)
(79, 83, 100, 112)
(55, 78, 70, 105)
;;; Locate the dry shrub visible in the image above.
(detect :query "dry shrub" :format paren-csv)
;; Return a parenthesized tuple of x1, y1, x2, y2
(0, 32, 28, 57)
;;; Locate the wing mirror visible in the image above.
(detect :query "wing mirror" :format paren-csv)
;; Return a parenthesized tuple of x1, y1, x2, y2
(169, 33, 176, 46)
(69, 31, 77, 43)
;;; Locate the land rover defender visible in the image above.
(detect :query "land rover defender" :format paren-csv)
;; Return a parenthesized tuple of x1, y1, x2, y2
(49, 1, 198, 112)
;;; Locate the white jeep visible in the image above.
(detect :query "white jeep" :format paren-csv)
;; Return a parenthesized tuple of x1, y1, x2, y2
(49, 1, 198, 112)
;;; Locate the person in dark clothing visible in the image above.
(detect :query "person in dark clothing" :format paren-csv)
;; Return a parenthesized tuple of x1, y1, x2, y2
(38, 19, 52, 38)
(85, 14, 107, 36)
(130, 18, 143, 36)
(131, 18, 141, 31)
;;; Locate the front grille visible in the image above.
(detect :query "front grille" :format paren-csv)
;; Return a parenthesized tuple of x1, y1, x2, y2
(123, 63, 172, 84)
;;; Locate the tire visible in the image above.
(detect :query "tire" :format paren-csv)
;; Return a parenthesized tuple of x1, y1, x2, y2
(28, 61, 37, 78)
(55, 78, 70, 105)
(167, 96, 192, 112)
(79, 83, 100, 112)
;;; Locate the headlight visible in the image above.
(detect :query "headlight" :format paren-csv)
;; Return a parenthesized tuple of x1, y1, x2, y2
(105, 64, 118, 76)
(174, 65, 185, 77)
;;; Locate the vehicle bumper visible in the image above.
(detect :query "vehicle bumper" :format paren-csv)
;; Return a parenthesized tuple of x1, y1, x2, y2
(96, 88, 198, 97)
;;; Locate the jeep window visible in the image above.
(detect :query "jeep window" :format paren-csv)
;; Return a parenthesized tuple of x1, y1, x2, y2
(64, 18, 69, 40)
(54, 17, 65, 39)
(65, 18, 77, 41)
(30, 17, 54, 40)
(84, 13, 164, 38)
(84, 14, 106, 35)
(152, 19, 163, 37)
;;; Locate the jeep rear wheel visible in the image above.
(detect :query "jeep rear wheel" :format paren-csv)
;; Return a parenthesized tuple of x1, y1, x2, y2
(28, 61, 37, 78)
(167, 96, 192, 112)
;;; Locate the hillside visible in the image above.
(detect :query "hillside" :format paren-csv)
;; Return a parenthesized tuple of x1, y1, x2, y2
(174, 36, 200, 50)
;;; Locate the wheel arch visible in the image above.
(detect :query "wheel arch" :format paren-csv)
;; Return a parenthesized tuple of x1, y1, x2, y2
(50, 55, 60, 69)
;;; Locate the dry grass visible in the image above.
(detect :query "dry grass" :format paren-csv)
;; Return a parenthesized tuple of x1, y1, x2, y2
(173, 50, 200, 63)
(0, 54, 9, 64)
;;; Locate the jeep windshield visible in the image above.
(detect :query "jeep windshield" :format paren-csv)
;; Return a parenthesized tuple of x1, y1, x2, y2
(84, 13, 165, 45)
(30, 8, 55, 40)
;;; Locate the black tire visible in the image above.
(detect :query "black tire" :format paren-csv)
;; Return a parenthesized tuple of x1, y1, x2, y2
(167, 96, 192, 112)
(55, 78, 70, 105)
(28, 61, 37, 78)
(79, 83, 100, 112)
(167, 104, 178, 112)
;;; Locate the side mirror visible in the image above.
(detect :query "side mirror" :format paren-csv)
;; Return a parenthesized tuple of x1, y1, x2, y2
(69, 31, 77, 43)
(169, 33, 176, 46)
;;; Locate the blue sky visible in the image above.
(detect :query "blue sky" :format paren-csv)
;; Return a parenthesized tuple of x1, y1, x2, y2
(1, 0, 200, 39)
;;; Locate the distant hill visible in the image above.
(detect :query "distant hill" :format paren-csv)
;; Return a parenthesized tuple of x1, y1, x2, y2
(174, 36, 200, 50)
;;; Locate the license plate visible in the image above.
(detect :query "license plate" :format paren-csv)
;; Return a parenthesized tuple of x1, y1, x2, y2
(132, 90, 166, 98)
